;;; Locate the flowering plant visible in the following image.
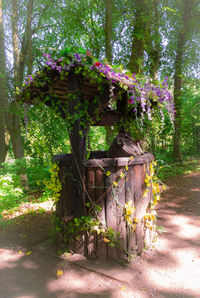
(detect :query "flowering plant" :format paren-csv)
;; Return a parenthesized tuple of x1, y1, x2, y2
(24, 47, 174, 127)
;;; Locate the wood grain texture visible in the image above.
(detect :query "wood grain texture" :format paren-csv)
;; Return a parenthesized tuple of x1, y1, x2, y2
(105, 167, 118, 259)
(126, 166, 136, 254)
(115, 167, 127, 259)
(54, 152, 154, 259)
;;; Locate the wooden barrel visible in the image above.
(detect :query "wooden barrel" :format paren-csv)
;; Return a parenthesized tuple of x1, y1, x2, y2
(53, 151, 154, 260)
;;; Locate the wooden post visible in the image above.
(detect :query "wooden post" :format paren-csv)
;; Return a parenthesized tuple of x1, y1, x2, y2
(68, 72, 88, 217)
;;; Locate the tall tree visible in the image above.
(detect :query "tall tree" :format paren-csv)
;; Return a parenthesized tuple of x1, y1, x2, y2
(10, 0, 24, 159)
(146, 0, 162, 80)
(173, 0, 195, 161)
(128, 0, 147, 73)
(26, 0, 34, 74)
(0, 0, 8, 162)
(104, 0, 114, 145)
(105, 0, 113, 63)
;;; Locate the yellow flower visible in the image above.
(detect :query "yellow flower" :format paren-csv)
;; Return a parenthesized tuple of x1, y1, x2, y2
(120, 172, 125, 178)
(113, 181, 118, 187)
(132, 223, 137, 231)
(106, 171, 111, 176)
(130, 156, 134, 160)
(152, 183, 160, 194)
(125, 165, 129, 171)
(103, 237, 110, 243)
(120, 286, 126, 291)
(57, 270, 63, 276)
(146, 222, 154, 230)
(134, 217, 139, 223)
(155, 195, 160, 201)
(162, 184, 167, 191)
(143, 189, 149, 197)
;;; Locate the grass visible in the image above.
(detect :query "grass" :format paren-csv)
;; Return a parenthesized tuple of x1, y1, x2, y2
(157, 156, 200, 181)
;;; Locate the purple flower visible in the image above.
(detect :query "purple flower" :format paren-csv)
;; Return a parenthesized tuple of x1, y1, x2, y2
(56, 65, 62, 73)
(43, 53, 51, 59)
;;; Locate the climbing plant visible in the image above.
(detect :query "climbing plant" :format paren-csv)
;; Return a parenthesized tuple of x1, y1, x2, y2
(21, 47, 175, 133)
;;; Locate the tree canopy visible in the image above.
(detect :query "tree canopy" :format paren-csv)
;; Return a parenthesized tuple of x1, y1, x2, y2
(0, 0, 199, 162)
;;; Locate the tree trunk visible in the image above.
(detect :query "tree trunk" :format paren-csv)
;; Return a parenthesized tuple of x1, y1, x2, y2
(27, 0, 34, 74)
(147, 0, 161, 80)
(104, 0, 113, 145)
(0, 0, 9, 162)
(0, 116, 7, 163)
(104, 0, 112, 63)
(173, 0, 194, 161)
(128, 0, 147, 74)
(10, 0, 24, 159)
(146, 0, 161, 153)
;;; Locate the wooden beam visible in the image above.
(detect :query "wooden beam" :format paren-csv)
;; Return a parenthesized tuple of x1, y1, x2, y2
(68, 71, 88, 217)
(94, 110, 122, 126)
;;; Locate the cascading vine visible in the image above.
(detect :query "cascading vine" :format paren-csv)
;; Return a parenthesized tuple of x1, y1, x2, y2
(24, 47, 175, 129)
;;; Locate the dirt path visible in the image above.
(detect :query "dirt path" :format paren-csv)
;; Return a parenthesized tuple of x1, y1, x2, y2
(0, 172, 200, 298)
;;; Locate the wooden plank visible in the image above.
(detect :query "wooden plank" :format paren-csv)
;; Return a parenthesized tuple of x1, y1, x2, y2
(86, 231, 97, 259)
(126, 166, 136, 255)
(95, 168, 106, 222)
(86, 153, 154, 168)
(117, 154, 154, 166)
(134, 165, 150, 254)
(132, 165, 143, 254)
(115, 167, 127, 260)
(133, 165, 143, 207)
(86, 158, 116, 168)
(96, 234, 108, 260)
(86, 168, 96, 207)
(95, 168, 108, 260)
(105, 167, 118, 260)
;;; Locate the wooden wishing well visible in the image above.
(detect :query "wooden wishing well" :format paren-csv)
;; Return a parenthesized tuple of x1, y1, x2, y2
(54, 150, 154, 260)
(19, 52, 155, 260)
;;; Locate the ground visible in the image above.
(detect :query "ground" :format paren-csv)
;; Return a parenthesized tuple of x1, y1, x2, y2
(0, 171, 200, 298)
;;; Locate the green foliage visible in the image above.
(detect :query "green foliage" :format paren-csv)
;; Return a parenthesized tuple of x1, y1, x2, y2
(0, 174, 24, 217)
(105, 227, 121, 248)
(156, 157, 200, 181)
(180, 79, 200, 155)
(88, 126, 110, 151)
(22, 104, 71, 162)
(0, 157, 51, 218)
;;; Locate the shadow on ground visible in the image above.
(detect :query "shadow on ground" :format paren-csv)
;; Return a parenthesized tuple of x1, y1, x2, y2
(0, 172, 200, 297)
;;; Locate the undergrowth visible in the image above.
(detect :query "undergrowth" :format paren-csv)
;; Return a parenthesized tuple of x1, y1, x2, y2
(0, 157, 52, 221)
(156, 156, 200, 181)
